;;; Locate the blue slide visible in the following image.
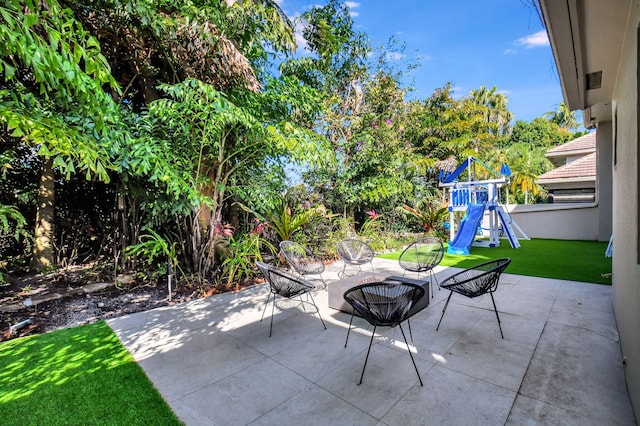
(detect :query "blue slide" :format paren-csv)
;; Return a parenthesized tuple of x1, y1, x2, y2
(447, 203, 485, 256)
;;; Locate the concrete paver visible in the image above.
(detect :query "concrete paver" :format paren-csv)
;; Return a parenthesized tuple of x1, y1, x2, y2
(107, 257, 636, 425)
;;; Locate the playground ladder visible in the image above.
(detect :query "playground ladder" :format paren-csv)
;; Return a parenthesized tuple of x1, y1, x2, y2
(494, 205, 528, 249)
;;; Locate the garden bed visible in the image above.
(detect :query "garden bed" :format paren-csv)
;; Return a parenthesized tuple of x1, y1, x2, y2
(0, 265, 261, 342)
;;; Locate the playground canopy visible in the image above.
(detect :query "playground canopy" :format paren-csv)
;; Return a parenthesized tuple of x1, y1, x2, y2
(438, 156, 528, 255)
(439, 156, 511, 185)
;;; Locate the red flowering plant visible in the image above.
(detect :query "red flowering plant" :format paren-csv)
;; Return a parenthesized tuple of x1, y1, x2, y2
(237, 192, 327, 242)
(221, 218, 277, 290)
(401, 198, 448, 236)
(365, 210, 382, 220)
(212, 219, 234, 238)
(249, 218, 270, 238)
(359, 210, 385, 248)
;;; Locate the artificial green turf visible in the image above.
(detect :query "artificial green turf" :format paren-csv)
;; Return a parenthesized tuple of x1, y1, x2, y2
(378, 238, 612, 285)
(0, 321, 182, 426)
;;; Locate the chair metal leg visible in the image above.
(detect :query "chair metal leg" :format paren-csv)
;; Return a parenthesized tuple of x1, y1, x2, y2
(298, 295, 308, 311)
(260, 292, 272, 322)
(490, 292, 504, 339)
(436, 292, 454, 331)
(430, 273, 434, 298)
(398, 323, 423, 386)
(307, 292, 327, 331)
(430, 270, 440, 298)
(338, 263, 347, 279)
(345, 312, 355, 347)
(358, 325, 377, 385)
(269, 294, 278, 337)
(407, 318, 414, 345)
(319, 274, 327, 290)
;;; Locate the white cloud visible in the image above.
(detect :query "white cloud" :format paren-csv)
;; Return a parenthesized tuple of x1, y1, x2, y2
(451, 85, 465, 98)
(516, 30, 549, 48)
(386, 52, 406, 61)
(295, 29, 310, 55)
(345, 1, 360, 16)
(504, 48, 517, 55)
(291, 18, 311, 55)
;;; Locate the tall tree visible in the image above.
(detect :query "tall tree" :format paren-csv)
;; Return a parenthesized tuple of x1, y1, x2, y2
(545, 101, 579, 130)
(508, 117, 573, 149)
(407, 83, 497, 162)
(1, 0, 321, 276)
(138, 77, 327, 278)
(0, 0, 121, 270)
(469, 85, 513, 136)
(280, 0, 370, 147)
(64, 0, 296, 104)
(506, 143, 552, 204)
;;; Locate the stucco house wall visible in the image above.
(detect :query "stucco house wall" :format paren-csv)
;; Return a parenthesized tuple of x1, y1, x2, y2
(538, 0, 639, 414)
(597, 122, 613, 244)
(506, 204, 601, 241)
(504, 124, 612, 243)
(609, 5, 640, 415)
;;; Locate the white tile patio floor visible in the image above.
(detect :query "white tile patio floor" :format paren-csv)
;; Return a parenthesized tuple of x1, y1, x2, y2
(107, 258, 636, 425)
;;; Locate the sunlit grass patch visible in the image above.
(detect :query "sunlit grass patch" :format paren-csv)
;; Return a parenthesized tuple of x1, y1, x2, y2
(0, 321, 181, 425)
(379, 238, 612, 284)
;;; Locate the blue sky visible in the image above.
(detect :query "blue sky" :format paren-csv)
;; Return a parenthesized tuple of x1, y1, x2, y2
(278, 0, 566, 123)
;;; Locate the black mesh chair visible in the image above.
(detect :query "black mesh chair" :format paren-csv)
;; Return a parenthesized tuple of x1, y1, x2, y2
(336, 238, 375, 278)
(398, 236, 445, 298)
(343, 282, 425, 386)
(279, 240, 327, 290)
(256, 261, 327, 337)
(436, 258, 511, 338)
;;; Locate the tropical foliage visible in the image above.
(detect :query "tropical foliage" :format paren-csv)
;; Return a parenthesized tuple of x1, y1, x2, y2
(0, 0, 586, 293)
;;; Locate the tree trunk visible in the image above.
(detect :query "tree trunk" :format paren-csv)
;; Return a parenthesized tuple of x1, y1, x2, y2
(227, 198, 240, 231)
(30, 158, 55, 271)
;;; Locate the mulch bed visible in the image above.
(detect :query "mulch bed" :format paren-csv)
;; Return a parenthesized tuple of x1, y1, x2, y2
(0, 265, 261, 342)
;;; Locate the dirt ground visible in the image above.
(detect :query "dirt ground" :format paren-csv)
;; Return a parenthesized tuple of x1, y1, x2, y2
(0, 265, 260, 342)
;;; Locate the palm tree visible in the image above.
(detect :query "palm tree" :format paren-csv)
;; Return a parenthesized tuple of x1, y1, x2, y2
(482, 147, 512, 203)
(469, 85, 514, 136)
(507, 144, 551, 204)
(545, 101, 578, 130)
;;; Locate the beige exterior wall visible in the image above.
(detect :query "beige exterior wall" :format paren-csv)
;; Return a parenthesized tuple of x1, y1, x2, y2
(566, 154, 584, 163)
(505, 204, 601, 240)
(610, 3, 640, 415)
(597, 122, 614, 243)
(542, 180, 596, 191)
(506, 124, 612, 242)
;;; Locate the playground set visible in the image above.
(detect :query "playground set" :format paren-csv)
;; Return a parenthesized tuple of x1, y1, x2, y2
(439, 157, 529, 256)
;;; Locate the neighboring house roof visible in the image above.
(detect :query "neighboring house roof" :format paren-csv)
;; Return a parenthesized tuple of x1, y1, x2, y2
(545, 131, 596, 159)
(537, 151, 596, 184)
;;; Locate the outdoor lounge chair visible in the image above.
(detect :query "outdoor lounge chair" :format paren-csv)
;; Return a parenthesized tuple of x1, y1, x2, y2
(397, 236, 444, 298)
(336, 238, 375, 278)
(343, 281, 425, 386)
(436, 258, 511, 338)
(279, 240, 327, 289)
(256, 261, 326, 337)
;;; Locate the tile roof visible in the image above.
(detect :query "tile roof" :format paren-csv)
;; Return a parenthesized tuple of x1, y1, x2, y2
(537, 151, 596, 183)
(545, 131, 596, 157)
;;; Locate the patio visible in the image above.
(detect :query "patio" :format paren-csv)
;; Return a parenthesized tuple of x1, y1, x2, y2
(107, 257, 635, 425)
